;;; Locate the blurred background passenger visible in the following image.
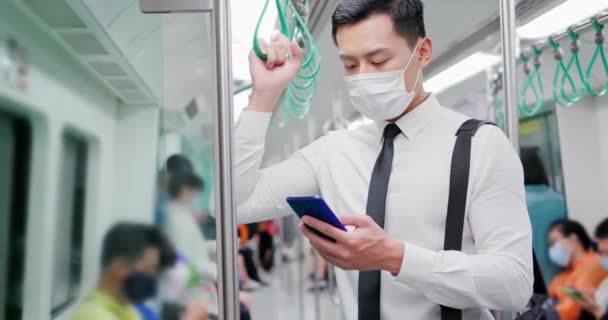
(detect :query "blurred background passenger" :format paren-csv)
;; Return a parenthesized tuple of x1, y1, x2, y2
(71, 223, 179, 320)
(547, 219, 608, 320)
(575, 218, 608, 320)
(156, 154, 195, 226)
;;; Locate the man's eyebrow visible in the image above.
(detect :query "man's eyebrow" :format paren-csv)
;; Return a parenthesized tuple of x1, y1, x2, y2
(339, 48, 390, 60)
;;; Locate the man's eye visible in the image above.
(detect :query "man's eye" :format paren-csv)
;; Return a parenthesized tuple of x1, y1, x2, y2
(345, 65, 357, 70)
(372, 60, 387, 66)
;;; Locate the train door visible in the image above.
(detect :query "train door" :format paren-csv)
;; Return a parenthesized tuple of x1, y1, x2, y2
(50, 133, 88, 316)
(0, 111, 31, 320)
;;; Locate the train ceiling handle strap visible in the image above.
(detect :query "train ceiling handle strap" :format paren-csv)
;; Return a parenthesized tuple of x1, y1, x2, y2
(549, 38, 577, 107)
(440, 119, 545, 320)
(558, 28, 586, 105)
(585, 18, 608, 97)
(518, 48, 545, 117)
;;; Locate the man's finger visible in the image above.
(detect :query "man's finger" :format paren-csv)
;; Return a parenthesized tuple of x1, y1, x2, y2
(301, 216, 348, 242)
(274, 42, 287, 65)
(289, 40, 304, 63)
(266, 45, 277, 68)
(315, 249, 343, 268)
(299, 223, 343, 253)
(339, 214, 372, 228)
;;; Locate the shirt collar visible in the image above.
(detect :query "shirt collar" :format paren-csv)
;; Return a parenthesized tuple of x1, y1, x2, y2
(374, 94, 442, 142)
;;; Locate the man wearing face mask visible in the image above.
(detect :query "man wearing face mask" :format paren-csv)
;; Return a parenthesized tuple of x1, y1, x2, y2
(546, 219, 608, 320)
(229, 0, 533, 319)
(72, 223, 180, 320)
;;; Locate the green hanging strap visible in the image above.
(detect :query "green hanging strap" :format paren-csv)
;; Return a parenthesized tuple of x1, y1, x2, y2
(491, 72, 506, 128)
(253, 0, 290, 61)
(549, 37, 576, 107)
(518, 47, 545, 116)
(584, 18, 608, 96)
(252, 0, 322, 126)
(558, 28, 586, 104)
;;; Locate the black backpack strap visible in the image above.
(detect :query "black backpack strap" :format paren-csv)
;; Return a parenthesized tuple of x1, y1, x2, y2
(441, 119, 495, 320)
(441, 119, 546, 320)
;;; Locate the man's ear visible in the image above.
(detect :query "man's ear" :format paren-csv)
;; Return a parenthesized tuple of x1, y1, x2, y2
(418, 37, 433, 69)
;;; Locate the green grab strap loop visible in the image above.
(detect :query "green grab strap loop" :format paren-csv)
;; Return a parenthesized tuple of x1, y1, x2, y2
(251, 0, 321, 124)
(584, 18, 608, 97)
(253, 0, 290, 61)
(549, 38, 576, 107)
(518, 48, 545, 116)
(558, 28, 586, 104)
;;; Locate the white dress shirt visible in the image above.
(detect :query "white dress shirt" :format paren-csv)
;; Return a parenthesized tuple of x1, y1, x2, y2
(232, 94, 533, 319)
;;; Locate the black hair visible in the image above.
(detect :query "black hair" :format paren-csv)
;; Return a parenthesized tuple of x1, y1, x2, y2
(165, 154, 193, 176)
(520, 146, 549, 186)
(167, 172, 204, 200)
(101, 222, 177, 271)
(331, 0, 426, 46)
(550, 219, 593, 251)
(595, 218, 608, 239)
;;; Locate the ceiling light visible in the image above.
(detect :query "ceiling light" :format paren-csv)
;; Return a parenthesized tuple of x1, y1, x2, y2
(517, 0, 608, 40)
(424, 52, 501, 94)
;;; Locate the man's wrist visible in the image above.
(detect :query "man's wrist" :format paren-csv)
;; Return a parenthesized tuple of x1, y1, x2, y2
(382, 238, 405, 276)
(247, 89, 281, 112)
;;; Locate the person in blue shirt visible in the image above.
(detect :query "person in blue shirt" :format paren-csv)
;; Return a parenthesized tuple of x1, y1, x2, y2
(521, 146, 567, 286)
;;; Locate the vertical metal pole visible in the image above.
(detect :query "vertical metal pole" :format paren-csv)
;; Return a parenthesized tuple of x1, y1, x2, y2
(500, 2, 520, 318)
(212, 0, 239, 319)
(499, 0, 520, 150)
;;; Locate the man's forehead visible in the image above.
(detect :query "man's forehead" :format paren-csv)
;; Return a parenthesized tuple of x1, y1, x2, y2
(335, 14, 409, 56)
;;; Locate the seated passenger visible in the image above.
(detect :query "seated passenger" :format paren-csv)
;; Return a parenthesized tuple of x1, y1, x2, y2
(165, 172, 218, 281)
(521, 146, 567, 285)
(237, 224, 265, 290)
(155, 154, 195, 227)
(165, 173, 253, 319)
(71, 223, 179, 320)
(547, 219, 608, 320)
(575, 218, 608, 319)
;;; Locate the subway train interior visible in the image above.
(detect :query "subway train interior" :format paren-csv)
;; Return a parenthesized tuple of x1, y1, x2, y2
(1, 0, 608, 319)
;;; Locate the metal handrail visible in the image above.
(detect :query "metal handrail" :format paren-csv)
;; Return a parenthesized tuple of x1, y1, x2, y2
(211, 0, 240, 319)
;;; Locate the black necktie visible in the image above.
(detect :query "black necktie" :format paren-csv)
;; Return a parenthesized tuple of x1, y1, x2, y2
(358, 123, 401, 320)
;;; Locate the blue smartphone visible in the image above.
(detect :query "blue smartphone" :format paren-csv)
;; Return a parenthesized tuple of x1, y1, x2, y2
(286, 196, 347, 242)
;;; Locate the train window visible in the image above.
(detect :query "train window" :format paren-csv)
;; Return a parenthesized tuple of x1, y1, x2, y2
(50, 133, 88, 316)
(520, 107, 565, 193)
(0, 112, 31, 320)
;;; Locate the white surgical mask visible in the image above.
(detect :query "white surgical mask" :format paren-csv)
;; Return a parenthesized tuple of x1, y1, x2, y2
(549, 241, 572, 268)
(344, 42, 421, 121)
(601, 255, 608, 271)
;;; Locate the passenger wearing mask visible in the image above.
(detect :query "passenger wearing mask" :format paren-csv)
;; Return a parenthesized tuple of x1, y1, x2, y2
(575, 218, 608, 319)
(547, 219, 608, 320)
(521, 146, 567, 285)
(71, 223, 207, 320)
(225, 0, 534, 318)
